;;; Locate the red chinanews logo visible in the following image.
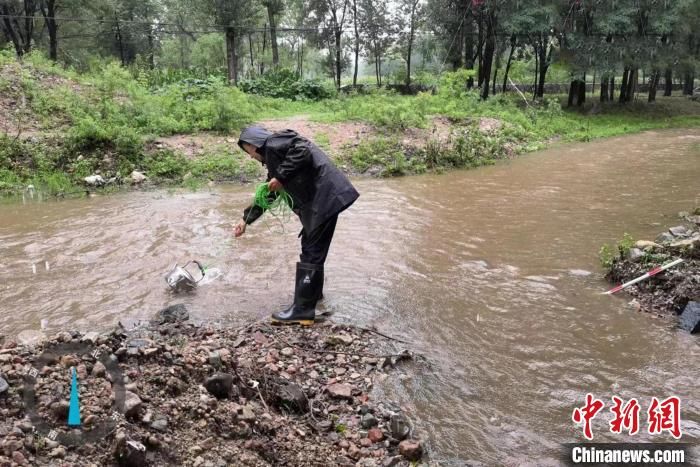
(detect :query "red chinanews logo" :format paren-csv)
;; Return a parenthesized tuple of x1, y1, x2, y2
(572, 394, 682, 441)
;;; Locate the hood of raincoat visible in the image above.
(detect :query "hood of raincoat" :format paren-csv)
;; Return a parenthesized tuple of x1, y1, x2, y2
(238, 126, 272, 153)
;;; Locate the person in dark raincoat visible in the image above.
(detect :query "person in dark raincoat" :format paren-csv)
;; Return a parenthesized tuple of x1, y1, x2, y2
(235, 126, 359, 325)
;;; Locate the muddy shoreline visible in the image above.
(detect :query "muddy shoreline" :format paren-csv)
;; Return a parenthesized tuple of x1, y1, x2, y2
(605, 211, 700, 321)
(0, 310, 426, 466)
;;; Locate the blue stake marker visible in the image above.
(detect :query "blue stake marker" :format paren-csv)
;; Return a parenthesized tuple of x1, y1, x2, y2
(68, 367, 81, 427)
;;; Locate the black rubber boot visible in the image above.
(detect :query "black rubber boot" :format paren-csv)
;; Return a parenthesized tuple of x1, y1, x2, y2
(315, 267, 324, 302)
(272, 262, 322, 325)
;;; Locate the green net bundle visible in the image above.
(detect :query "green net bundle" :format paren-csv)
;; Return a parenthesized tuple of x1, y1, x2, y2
(252, 183, 294, 228)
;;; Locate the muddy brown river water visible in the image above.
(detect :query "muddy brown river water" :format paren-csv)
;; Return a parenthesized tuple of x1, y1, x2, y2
(1, 129, 700, 464)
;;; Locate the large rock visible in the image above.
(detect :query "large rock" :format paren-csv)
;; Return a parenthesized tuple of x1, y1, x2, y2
(656, 232, 675, 244)
(204, 373, 234, 399)
(680, 302, 700, 334)
(669, 225, 689, 237)
(687, 215, 700, 225)
(153, 304, 189, 325)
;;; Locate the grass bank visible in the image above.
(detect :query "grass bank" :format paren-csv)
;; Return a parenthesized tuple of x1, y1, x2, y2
(1, 52, 699, 196)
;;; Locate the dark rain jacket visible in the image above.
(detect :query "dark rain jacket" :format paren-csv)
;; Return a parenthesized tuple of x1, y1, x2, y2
(238, 126, 359, 234)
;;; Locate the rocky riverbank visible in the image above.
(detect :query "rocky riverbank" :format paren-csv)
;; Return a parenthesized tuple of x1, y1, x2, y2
(0, 310, 426, 466)
(605, 210, 700, 324)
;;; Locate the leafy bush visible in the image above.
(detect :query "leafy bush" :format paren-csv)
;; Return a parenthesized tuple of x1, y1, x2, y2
(239, 69, 334, 101)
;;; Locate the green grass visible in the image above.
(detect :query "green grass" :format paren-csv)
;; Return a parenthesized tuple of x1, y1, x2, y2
(1, 49, 699, 196)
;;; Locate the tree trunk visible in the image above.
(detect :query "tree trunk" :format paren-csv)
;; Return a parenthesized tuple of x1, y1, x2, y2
(298, 35, 304, 77)
(536, 34, 550, 98)
(568, 79, 585, 107)
(492, 44, 499, 96)
(260, 24, 267, 75)
(266, 4, 279, 68)
(648, 69, 659, 102)
(248, 33, 255, 74)
(225, 27, 238, 85)
(609, 76, 615, 101)
(1, 5, 24, 57)
(619, 67, 629, 103)
(501, 35, 515, 93)
(405, 0, 417, 86)
(591, 70, 596, 96)
(627, 68, 638, 102)
(352, 0, 359, 86)
(147, 25, 155, 69)
(577, 79, 585, 106)
(480, 13, 495, 100)
(465, 27, 475, 88)
(335, 28, 342, 89)
(39, 0, 57, 60)
(477, 13, 484, 87)
(600, 74, 609, 102)
(683, 71, 695, 95)
(568, 80, 575, 106)
(22, 0, 35, 54)
(115, 17, 125, 67)
(664, 68, 672, 96)
(532, 42, 539, 99)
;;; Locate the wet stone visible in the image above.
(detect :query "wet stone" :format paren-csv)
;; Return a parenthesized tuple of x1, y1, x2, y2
(153, 304, 189, 325)
(656, 232, 675, 244)
(398, 439, 423, 461)
(390, 414, 410, 441)
(680, 302, 700, 334)
(361, 413, 378, 429)
(669, 225, 689, 237)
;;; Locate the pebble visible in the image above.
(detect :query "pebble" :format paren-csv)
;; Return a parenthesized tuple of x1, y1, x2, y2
(361, 413, 378, 428)
(204, 373, 234, 399)
(12, 451, 28, 465)
(92, 361, 107, 377)
(49, 446, 66, 458)
(0, 376, 8, 394)
(124, 391, 143, 418)
(368, 428, 384, 443)
(327, 383, 353, 400)
(281, 347, 294, 357)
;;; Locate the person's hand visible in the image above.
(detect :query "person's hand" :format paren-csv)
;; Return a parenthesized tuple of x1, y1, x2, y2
(234, 220, 247, 237)
(268, 178, 283, 192)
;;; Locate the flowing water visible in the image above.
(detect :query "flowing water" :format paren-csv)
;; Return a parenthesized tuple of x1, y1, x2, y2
(1, 129, 700, 463)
